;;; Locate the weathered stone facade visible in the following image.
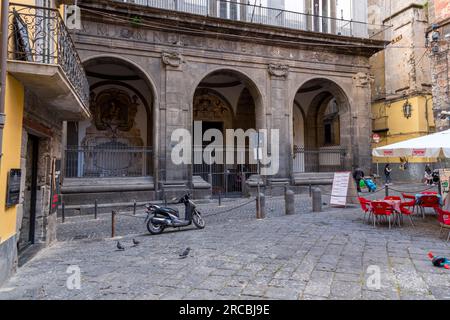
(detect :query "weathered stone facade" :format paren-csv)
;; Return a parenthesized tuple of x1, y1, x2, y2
(428, 0, 450, 131)
(64, 0, 384, 200)
(16, 89, 62, 254)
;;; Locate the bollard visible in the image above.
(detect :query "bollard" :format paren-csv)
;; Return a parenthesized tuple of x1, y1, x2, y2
(133, 200, 137, 216)
(111, 210, 117, 238)
(256, 193, 266, 219)
(61, 202, 65, 224)
(94, 200, 98, 220)
(285, 189, 295, 215)
(218, 192, 222, 207)
(309, 184, 312, 197)
(385, 184, 389, 197)
(312, 188, 322, 212)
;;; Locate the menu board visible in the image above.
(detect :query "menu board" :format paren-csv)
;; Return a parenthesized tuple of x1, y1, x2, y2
(439, 169, 450, 211)
(439, 169, 450, 199)
(330, 172, 358, 207)
(6, 169, 22, 207)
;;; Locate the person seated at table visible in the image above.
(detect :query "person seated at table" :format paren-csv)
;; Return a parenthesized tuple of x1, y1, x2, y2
(424, 165, 433, 185)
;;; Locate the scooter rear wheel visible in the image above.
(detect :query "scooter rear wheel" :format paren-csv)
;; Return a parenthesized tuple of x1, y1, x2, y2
(147, 220, 165, 235)
(192, 210, 206, 229)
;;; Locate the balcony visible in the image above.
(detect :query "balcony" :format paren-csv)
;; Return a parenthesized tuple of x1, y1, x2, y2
(7, 3, 90, 120)
(115, 0, 389, 40)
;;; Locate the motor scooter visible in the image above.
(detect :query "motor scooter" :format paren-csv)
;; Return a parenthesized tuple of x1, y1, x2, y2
(145, 194, 205, 235)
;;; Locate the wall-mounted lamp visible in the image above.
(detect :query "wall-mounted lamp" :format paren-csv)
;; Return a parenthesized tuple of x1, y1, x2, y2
(403, 100, 412, 119)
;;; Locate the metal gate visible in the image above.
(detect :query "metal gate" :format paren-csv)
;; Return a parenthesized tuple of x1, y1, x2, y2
(193, 163, 258, 197)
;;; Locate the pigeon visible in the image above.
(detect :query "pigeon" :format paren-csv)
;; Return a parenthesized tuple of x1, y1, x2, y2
(116, 241, 125, 251)
(132, 238, 140, 246)
(179, 247, 191, 259)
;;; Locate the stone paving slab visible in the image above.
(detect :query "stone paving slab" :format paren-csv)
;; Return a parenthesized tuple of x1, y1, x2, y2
(1, 187, 449, 300)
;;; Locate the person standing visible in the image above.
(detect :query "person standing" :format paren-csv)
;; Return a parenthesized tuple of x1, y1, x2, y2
(353, 167, 365, 193)
(384, 164, 392, 185)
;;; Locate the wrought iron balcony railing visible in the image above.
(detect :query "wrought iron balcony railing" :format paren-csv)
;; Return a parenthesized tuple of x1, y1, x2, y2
(114, 0, 389, 40)
(8, 3, 89, 108)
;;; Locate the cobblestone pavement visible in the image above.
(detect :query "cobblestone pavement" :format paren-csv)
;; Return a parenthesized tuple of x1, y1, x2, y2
(1, 185, 450, 300)
(56, 195, 313, 242)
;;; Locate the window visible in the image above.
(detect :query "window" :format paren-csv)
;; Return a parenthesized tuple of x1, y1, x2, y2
(218, 0, 240, 20)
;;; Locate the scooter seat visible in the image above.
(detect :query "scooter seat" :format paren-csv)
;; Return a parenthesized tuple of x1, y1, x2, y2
(158, 207, 179, 217)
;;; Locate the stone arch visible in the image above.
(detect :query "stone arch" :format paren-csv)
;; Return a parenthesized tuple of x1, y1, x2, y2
(292, 77, 352, 172)
(191, 67, 265, 129)
(65, 55, 158, 178)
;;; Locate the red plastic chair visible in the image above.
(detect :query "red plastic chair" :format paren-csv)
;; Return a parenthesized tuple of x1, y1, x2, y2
(417, 195, 441, 218)
(436, 208, 450, 242)
(358, 197, 372, 222)
(402, 193, 419, 214)
(371, 201, 395, 229)
(399, 201, 416, 227)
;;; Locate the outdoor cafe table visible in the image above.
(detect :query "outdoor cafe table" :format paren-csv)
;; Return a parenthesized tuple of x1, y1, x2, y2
(383, 199, 402, 213)
(415, 193, 443, 206)
(371, 199, 402, 227)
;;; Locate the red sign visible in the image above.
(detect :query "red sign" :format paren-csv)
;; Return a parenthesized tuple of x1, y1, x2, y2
(412, 149, 426, 156)
(372, 134, 381, 144)
(383, 150, 394, 156)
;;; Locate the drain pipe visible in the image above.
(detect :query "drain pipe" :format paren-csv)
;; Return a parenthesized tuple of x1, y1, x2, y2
(0, 0, 9, 161)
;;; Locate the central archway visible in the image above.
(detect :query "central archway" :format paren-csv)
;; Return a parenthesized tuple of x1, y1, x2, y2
(192, 69, 264, 195)
(292, 78, 351, 173)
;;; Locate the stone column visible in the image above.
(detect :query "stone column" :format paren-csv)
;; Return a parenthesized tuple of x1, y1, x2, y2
(305, 0, 312, 31)
(267, 64, 291, 181)
(160, 52, 190, 189)
(351, 72, 373, 173)
(330, 0, 337, 34)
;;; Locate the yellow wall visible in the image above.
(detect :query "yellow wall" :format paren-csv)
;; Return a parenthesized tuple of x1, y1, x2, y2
(0, 75, 24, 245)
(372, 95, 435, 163)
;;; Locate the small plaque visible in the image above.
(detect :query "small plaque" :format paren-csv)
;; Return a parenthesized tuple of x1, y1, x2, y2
(6, 169, 22, 207)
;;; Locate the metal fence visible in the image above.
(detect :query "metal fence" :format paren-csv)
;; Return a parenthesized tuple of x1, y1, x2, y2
(293, 147, 346, 173)
(192, 146, 258, 195)
(65, 146, 153, 178)
(8, 3, 89, 107)
(115, 0, 389, 40)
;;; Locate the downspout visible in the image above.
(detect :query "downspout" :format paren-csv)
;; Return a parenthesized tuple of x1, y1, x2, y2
(0, 0, 9, 161)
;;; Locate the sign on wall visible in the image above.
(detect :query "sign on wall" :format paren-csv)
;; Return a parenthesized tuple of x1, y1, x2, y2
(6, 169, 22, 208)
(50, 159, 62, 214)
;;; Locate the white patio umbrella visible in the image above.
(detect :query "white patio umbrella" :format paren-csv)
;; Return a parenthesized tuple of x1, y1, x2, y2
(373, 129, 450, 158)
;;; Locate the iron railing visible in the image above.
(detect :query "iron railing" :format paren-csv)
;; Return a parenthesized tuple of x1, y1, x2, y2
(115, 0, 389, 40)
(8, 3, 89, 107)
(192, 145, 258, 194)
(293, 146, 346, 173)
(65, 146, 153, 178)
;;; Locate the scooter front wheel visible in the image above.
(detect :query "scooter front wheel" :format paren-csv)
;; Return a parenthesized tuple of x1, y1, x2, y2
(147, 220, 165, 235)
(192, 210, 206, 229)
